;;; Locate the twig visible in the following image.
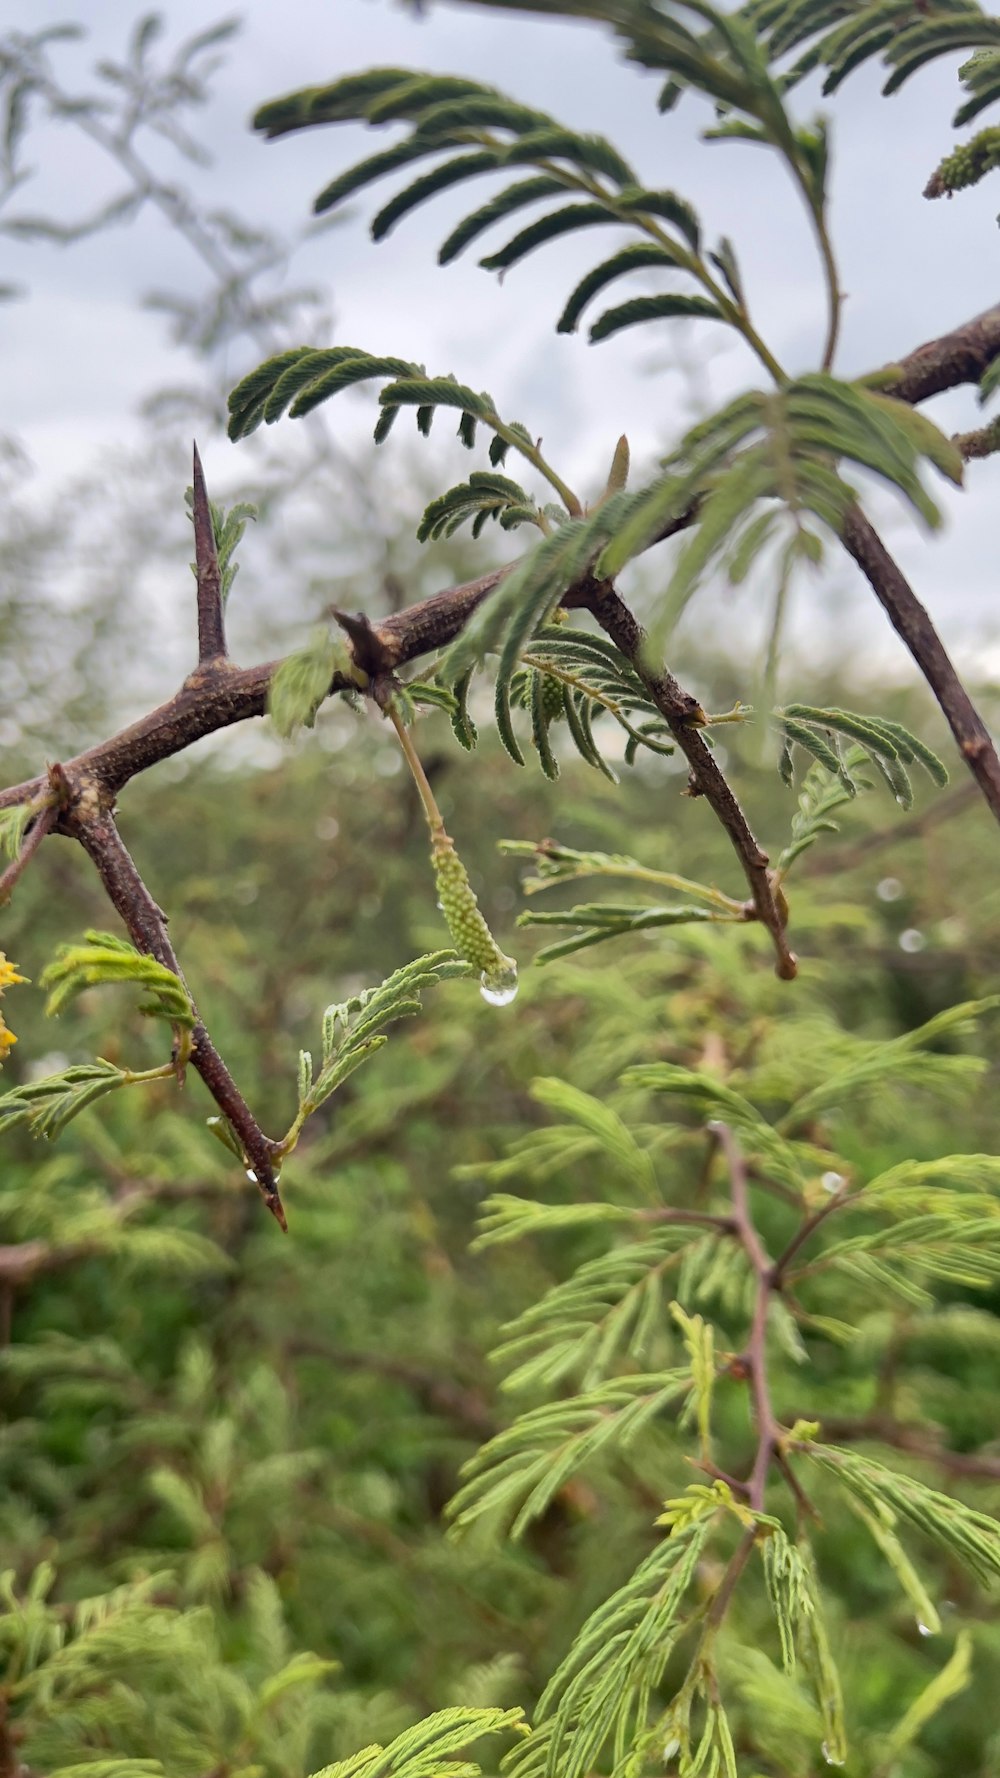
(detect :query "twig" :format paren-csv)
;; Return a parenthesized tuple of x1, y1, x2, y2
(0, 797, 59, 906)
(953, 418, 1000, 462)
(638, 1206, 737, 1232)
(806, 1414, 1000, 1484)
(70, 809, 287, 1230)
(191, 442, 227, 663)
(876, 300, 1000, 404)
(584, 584, 797, 979)
(770, 1188, 848, 1285)
(803, 780, 978, 876)
(841, 506, 1000, 826)
(711, 1124, 782, 1510)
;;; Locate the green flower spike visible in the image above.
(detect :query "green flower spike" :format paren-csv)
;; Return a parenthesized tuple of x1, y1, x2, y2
(388, 702, 518, 1006)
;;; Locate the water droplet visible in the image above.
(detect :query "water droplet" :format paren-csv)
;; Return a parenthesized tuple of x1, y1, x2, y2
(821, 1170, 845, 1195)
(917, 1619, 935, 1637)
(898, 927, 926, 954)
(821, 1742, 845, 1767)
(662, 1738, 680, 1763)
(877, 876, 903, 902)
(245, 1168, 258, 1185)
(480, 961, 518, 1007)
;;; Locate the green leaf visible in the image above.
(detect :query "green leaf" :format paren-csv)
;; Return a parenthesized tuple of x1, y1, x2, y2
(307, 1706, 526, 1778)
(479, 203, 622, 273)
(269, 630, 354, 737)
(438, 175, 565, 263)
(371, 150, 500, 239)
(589, 291, 727, 342)
(41, 932, 195, 1029)
(557, 244, 691, 334)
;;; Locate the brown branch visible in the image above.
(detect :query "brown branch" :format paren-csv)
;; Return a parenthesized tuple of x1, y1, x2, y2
(876, 300, 1000, 405)
(191, 442, 227, 663)
(584, 582, 797, 979)
(770, 1186, 847, 1285)
(70, 808, 287, 1230)
(0, 796, 59, 907)
(954, 418, 1000, 462)
(841, 505, 1000, 825)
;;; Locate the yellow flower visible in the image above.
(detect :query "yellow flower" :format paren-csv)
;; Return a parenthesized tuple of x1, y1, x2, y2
(0, 953, 26, 990)
(0, 952, 26, 1066)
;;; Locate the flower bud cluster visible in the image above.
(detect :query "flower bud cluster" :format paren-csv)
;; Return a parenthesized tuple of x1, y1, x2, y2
(431, 831, 512, 977)
(925, 127, 1000, 197)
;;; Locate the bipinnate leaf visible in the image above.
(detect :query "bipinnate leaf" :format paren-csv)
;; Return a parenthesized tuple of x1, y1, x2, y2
(306, 1706, 526, 1778)
(41, 932, 195, 1029)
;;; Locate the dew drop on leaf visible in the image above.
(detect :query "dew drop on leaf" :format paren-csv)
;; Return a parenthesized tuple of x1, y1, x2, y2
(917, 1620, 934, 1637)
(822, 1743, 845, 1768)
(480, 961, 518, 1007)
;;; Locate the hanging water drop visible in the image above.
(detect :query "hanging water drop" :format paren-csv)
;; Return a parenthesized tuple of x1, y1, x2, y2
(917, 1620, 934, 1637)
(245, 1167, 258, 1185)
(821, 1742, 845, 1768)
(480, 961, 519, 1007)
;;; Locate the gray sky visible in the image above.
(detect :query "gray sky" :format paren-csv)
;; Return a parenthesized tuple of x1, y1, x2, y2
(4, 0, 1000, 669)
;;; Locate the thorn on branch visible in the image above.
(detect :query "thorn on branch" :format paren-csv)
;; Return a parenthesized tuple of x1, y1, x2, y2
(332, 606, 392, 681)
(192, 442, 227, 665)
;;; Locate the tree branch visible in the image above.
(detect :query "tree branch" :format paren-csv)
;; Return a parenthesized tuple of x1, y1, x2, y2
(841, 505, 1000, 825)
(584, 582, 798, 979)
(69, 809, 287, 1230)
(876, 300, 1000, 404)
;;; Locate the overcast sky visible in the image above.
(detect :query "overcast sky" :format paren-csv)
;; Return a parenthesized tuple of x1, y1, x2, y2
(4, 0, 1000, 667)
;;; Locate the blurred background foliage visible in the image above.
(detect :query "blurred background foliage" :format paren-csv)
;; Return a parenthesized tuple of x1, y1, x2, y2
(3, 8, 1000, 1777)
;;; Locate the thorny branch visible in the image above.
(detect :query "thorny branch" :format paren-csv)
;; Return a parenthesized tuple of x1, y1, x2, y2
(71, 808, 287, 1230)
(1, 304, 1000, 1215)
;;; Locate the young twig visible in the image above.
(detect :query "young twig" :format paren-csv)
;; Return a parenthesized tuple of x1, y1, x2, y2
(191, 443, 227, 664)
(801, 1414, 1000, 1485)
(0, 799, 59, 907)
(842, 505, 1000, 826)
(70, 808, 287, 1230)
(584, 583, 798, 980)
(711, 1123, 783, 1510)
